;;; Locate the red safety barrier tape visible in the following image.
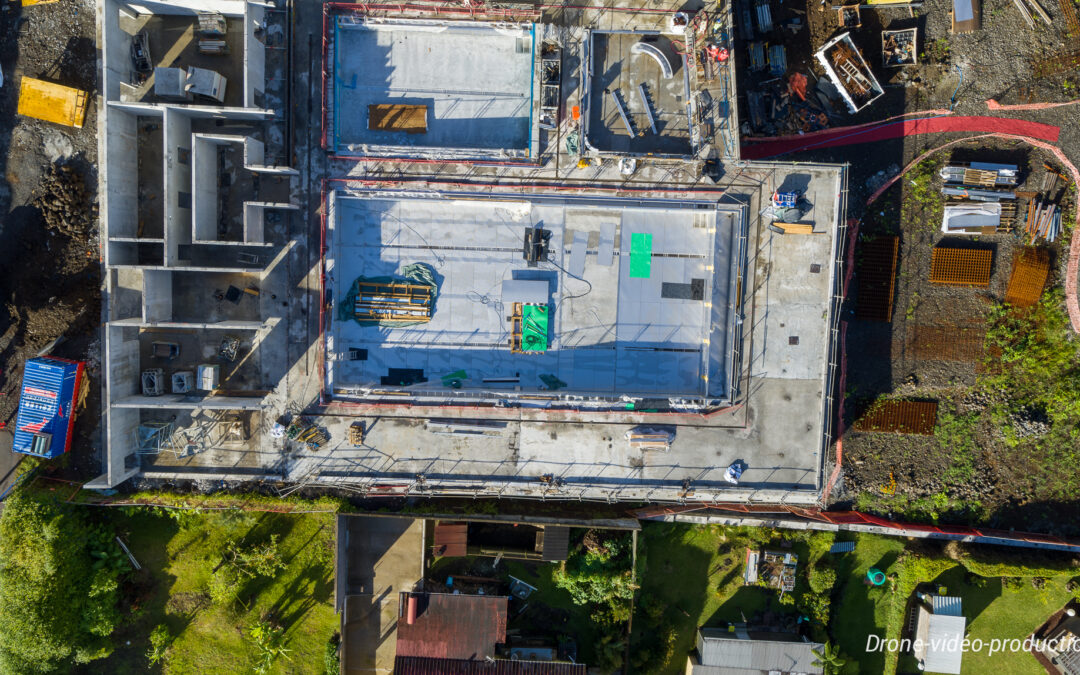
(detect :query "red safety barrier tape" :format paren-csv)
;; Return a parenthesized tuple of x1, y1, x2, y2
(986, 98, 1080, 111)
(740, 116, 1061, 159)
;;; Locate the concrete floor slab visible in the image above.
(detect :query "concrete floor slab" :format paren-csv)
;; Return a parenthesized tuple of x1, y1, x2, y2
(585, 31, 692, 156)
(334, 19, 537, 155)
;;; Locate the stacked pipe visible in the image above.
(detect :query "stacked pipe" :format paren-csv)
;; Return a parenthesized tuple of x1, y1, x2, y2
(1025, 197, 1062, 243)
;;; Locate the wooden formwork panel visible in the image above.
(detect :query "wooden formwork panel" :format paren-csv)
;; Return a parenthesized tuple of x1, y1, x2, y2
(854, 400, 938, 434)
(909, 325, 986, 361)
(929, 247, 992, 287)
(368, 104, 428, 134)
(856, 235, 899, 322)
(1004, 247, 1050, 307)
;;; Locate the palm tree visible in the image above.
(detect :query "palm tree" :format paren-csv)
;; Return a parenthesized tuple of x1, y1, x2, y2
(812, 642, 847, 675)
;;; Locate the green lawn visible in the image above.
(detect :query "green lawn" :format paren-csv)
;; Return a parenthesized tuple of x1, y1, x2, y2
(87, 508, 338, 675)
(631, 523, 815, 674)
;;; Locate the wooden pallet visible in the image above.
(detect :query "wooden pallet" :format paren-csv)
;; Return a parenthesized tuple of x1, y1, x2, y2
(856, 236, 899, 322)
(929, 247, 992, 287)
(853, 400, 938, 435)
(909, 325, 986, 362)
(962, 168, 998, 187)
(1004, 247, 1050, 307)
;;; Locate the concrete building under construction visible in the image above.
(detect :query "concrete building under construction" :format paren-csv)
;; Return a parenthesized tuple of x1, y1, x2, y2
(93, 0, 848, 505)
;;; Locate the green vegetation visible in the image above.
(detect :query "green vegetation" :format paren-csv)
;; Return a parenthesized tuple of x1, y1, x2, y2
(632, 522, 1078, 675)
(551, 530, 636, 673)
(0, 490, 129, 673)
(91, 505, 338, 674)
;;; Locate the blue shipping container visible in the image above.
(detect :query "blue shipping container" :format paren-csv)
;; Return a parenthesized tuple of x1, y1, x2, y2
(13, 356, 85, 458)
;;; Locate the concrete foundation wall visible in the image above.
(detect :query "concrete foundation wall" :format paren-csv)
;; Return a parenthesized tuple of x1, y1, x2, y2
(125, 0, 245, 16)
(142, 269, 173, 322)
(107, 325, 141, 402)
(102, 0, 133, 102)
(113, 395, 267, 409)
(244, 2, 266, 109)
(163, 108, 192, 266)
(243, 202, 298, 244)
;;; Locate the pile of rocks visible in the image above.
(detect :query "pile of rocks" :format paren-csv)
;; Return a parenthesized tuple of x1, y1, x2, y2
(31, 163, 97, 237)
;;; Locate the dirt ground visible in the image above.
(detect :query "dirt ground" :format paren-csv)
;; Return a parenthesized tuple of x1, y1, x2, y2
(0, 0, 102, 478)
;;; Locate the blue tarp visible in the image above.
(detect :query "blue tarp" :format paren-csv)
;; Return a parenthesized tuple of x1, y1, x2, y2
(13, 357, 84, 458)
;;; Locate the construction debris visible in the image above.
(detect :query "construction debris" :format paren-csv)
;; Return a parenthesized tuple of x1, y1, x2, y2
(882, 29, 917, 67)
(30, 163, 96, 237)
(815, 33, 884, 113)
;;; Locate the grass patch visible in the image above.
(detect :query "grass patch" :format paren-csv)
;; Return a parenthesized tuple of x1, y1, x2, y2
(88, 507, 337, 674)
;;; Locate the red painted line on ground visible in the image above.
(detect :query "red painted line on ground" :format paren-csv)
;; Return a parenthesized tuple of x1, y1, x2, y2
(739, 116, 1061, 160)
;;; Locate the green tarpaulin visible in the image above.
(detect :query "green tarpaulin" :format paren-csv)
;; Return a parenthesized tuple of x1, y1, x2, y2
(629, 232, 653, 278)
(336, 263, 438, 326)
(521, 304, 549, 352)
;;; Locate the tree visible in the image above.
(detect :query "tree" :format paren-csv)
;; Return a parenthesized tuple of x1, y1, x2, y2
(812, 642, 847, 675)
(0, 491, 124, 673)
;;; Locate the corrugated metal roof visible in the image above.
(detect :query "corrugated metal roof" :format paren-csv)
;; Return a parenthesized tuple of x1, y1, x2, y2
(697, 632, 823, 673)
(541, 526, 569, 561)
(931, 595, 963, 617)
(396, 593, 508, 660)
(394, 656, 586, 675)
(433, 522, 468, 557)
(925, 614, 966, 674)
(13, 357, 83, 458)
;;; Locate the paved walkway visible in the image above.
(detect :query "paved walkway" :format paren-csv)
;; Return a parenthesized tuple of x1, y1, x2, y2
(341, 516, 423, 675)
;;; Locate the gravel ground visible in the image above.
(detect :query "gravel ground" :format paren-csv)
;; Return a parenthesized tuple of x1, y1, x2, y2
(0, 0, 102, 477)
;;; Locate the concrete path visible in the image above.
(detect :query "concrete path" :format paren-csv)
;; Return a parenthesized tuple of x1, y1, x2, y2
(341, 516, 423, 675)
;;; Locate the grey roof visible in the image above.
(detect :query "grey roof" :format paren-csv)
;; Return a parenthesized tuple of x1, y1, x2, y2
(931, 595, 963, 617)
(924, 615, 967, 674)
(697, 631, 823, 674)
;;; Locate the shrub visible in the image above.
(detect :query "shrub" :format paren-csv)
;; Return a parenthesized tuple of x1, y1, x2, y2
(248, 620, 291, 674)
(147, 624, 171, 666)
(0, 491, 125, 672)
(808, 566, 838, 595)
(324, 632, 341, 675)
(227, 534, 287, 580)
(207, 565, 242, 606)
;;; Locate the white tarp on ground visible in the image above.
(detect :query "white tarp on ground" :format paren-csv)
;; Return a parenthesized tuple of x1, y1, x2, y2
(941, 202, 1001, 234)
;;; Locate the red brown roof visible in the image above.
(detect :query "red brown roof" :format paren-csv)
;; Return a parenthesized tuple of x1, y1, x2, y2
(433, 522, 468, 557)
(394, 656, 586, 675)
(396, 593, 508, 660)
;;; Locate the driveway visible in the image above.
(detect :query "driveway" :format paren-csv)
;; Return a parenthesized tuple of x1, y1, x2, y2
(339, 515, 423, 674)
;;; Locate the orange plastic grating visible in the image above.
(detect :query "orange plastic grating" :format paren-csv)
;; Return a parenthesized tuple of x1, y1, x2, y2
(856, 236, 899, 322)
(853, 400, 938, 435)
(929, 247, 992, 287)
(909, 325, 986, 362)
(1004, 247, 1049, 308)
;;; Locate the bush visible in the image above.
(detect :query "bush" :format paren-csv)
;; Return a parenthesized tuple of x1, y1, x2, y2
(227, 534, 287, 580)
(147, 624, 171, 666)
(0, 491, 125, 672)
(324, 632, 341, 675)
(808, 566, 838, 595)
(207, 565, 243, 606)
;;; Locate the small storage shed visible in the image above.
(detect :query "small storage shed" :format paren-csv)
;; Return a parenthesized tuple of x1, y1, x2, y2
(13, 356, 86, 458)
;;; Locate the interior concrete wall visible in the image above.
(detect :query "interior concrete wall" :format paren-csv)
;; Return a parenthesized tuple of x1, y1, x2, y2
(102, 0, 133, 102)
(244, 2, 266, 109)
(163, 108, 192, 266)
(192, 135, 222, 241)
(103, 108, 140, 242)
(142, 269, 173, 322)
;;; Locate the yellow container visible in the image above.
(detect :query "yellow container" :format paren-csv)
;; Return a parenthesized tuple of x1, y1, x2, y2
(17, 77, 88, 128)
